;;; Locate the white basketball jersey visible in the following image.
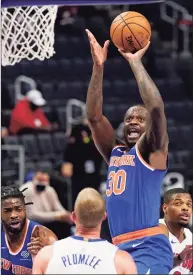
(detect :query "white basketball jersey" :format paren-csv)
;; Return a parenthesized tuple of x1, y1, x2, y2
(159, 219, 193, 274)
(46, 236, 118, 274)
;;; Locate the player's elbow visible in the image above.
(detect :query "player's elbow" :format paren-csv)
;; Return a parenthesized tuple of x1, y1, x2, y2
(86, 113, 102, 123)
(86, 105, 103, 122)
(149, 102, 165, 118)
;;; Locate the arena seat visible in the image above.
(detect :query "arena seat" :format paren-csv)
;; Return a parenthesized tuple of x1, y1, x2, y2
(155, 58, 176, 78)
(25, 161, 37, 174)
(176, 150, 191, 167)
(103, 104, 121, 126)
(179, 125, 193, 150)
(4, 136, 20, 159)
(167, 126, 179, 150)
(2, 110, 11, 128)
(5, 136, 19, 145)
(56, 82, 70, 99)
(72, 17, 86, 36)
(165, 101, 193, 123)
(72, 58, 91, 81)
(41, 82, 55, 101)
(103, 80, 112, 98)
(42, 106, 54, 122)
(37, 133, 56, 160)
(68, 81, 85, 100)
(113, 79, 139, 100)
(44, 59, 58, 75)
(20, 135, 40, 161)
(53, 132, 67, 155)
(35, 160, 53, 173)
(56, 107, 67, 130)
(58, 59, 73, 78)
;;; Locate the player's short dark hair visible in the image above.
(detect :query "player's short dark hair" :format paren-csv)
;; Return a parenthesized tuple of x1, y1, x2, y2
(163, 188, 190, 204)
(124, 104, 147, 118)
(1, 185, 32, 206)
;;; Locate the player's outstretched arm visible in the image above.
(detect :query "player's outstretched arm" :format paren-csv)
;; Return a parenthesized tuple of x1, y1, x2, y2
(86, 29, 116, 163)
(119, 43, 168, 170)
(32, 245, 52, 274)
(27, 225, 57, 257)
(115, 249, 137, 274)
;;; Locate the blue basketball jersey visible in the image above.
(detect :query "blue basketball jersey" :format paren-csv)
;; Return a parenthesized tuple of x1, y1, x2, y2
(1, 219, 39, 275)
(106, 144, 167, 238)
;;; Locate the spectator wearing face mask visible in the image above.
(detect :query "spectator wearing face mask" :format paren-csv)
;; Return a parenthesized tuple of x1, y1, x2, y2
(19, 171, 72, 225)
(9, 90, 55, 135)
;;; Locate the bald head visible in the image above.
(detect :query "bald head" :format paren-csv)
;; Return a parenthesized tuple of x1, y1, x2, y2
(74, 188, 105, 228)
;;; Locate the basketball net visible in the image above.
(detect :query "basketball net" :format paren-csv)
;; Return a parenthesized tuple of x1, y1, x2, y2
(1, 5, 58, 66)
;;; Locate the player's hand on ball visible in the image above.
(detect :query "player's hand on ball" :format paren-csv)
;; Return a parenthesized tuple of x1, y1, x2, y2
(118, 41, 150, 63)
(86, 29, 110, 67)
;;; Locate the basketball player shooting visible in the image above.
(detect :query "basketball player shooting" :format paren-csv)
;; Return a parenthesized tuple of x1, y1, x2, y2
(32, 188, 137, 274)
(85, 29, 173, 274)
(1, 185, 57, 275)
(159, 188, 193, 274)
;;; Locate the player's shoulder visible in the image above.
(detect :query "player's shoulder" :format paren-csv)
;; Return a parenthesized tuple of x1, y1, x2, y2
(53, 236, 71, 247)
(32, 224, 57, 243)
(159, 219, 169, 236)
(112, 144, 127, 152)
(28, 219, 40, 229)
(99, 240, 119, 255)
(103, 240, 117, 249)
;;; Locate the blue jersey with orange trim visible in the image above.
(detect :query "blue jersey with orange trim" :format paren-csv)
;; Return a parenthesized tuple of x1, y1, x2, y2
(106, 144, 167, 238)
(1, 219, 39, 275)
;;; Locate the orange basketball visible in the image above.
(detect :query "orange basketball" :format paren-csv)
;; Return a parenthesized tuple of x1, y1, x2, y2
(110, 11, 151, 53)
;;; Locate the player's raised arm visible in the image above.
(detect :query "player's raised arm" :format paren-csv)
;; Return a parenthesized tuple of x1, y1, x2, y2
(85, 29, 116, 162)
(119, 43, 168, 170)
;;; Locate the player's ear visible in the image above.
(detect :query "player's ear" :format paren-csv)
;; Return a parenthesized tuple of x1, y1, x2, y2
(71, 211, 76, 223)
(162, 203, 168, 214)
(103, 211, 107, 221)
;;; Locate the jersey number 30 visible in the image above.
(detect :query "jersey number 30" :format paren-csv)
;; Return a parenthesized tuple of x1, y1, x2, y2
(106, 170, 126, 196)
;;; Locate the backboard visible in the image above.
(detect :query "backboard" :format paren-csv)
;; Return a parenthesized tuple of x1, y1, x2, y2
(2, 0, 165, 8)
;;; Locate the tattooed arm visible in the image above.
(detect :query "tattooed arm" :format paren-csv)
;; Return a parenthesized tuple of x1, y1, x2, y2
(86, 30, 116, 162)
(119, 43, 168, 169)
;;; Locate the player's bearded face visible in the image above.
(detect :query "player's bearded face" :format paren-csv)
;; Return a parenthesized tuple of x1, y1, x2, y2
(167, 194, 192, 227)
(123, 107, 147, 146)
(1, 198, 27, 234)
